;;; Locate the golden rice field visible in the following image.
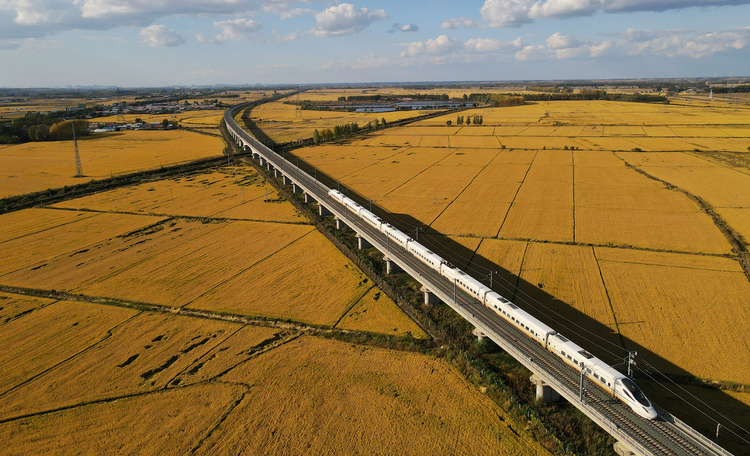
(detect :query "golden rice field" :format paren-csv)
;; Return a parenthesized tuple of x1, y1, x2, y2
(0, 292, 56, 326)
(203, 336, 550, 456)
(276, 99, 750, 392)
(0, 130, 225, 198)
(0, 383, 244, 456)
(54, 167, 304, 223)
(336, 286, 429, 338)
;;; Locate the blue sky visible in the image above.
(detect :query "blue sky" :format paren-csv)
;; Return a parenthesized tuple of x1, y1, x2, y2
(1, 0, 749, 87)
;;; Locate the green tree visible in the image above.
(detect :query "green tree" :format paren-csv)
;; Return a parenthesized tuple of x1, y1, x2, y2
(372, 118, 379, 129)
(381, 117, 387, 128)
(446, 120, 452, 126)
(162, 119, 169, 129)
(466, 116, 471, 125)
(313, 129, 321, 145)
(28, 124, 49, 141)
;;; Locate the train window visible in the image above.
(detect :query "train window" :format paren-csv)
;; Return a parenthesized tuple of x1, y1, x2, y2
(579, 350, 594, 360)
(561, 351, 566, 356)
(574, 360, 579, 366)
(593, 374, 599, 380)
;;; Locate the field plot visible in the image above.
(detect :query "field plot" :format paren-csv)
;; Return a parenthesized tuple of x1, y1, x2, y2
(0, 383, 243, 456)
(0, 300, 136, 396)
(188, 230, 373, 326)
(336, 287, 428, 338)
(201, 336, 550, 456)
(0, 312, 238, 420)
(0, 207, 97, 244)
(118, 109, 225, 128)
(0, 130, 225, 197)
(171, 325, 283, 386)
(514, 244, 623, 349)
(464, 239, 527, 298)
(618, 151, 750, 241)
(0, 211, 164, 277)
(54, 167, 304, 223)
(0, 292, 56, 326)
(595, 248, 750, 383)
(78, 222, 314, 307)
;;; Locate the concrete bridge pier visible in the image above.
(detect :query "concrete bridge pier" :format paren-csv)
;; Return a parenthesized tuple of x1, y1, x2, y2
(613, 441, 636, 456)
(421, 286, 441, 305)
(319, 204, 332, 216)
(292, 183, 304, 194)
(266, 162, 274, 172)
(356, 235, 372, 250)
(335, 217, 348, 231)
(472, 328, 487, 340)
(281, 174, 292, 184)
(383, 256, 401, 274)
(259, 157, 267, 166)
(253, 153, 260, 160)
(530, 375, 560, 404)
(304, 193, 316, 204)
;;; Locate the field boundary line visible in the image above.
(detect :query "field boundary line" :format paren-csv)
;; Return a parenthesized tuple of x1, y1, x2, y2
(427, 148, 503, 227)
(0, 211, 100, 246)
(381, 148, 458, 198)
(511, 242, 529, 303)
(613, 152, 750, 283)
(47, 205, 311, 226)
(202, 333, 303, 383)
(187, 390, 248, 455)
(572, 149, 577, 243)
(333, 284, 375, 329)
(180, 228, 316, 309)
(494, 149, 538, 238)
(591, 246, 627, 349)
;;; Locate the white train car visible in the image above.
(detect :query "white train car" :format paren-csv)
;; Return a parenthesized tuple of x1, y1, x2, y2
(406, 242, 443, 271)
(359, 208, 383, 231)
(382, 223, 412, 248)
(546, 333, 657, 419)
(441, 265, 492, 303)
(486, 292, 556, 346)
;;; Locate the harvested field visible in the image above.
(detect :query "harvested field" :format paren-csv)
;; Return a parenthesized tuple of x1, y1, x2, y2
(499, 204, 573, 242)
(0, 384, 243, 456)
(0, 130, 225, 197)
(0, 301, 136, 396)
(336, 287, 429, 338)
(188, 230, 374, 326)
(201, 336, 550, 456)
(0, 312, 238, 419)
(596, 248, 750, 383)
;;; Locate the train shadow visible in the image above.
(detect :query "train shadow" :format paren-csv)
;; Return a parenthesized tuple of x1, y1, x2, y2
(271, 146, 749, 453)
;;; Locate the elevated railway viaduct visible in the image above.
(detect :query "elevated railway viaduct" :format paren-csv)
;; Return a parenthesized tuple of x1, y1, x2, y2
(225, 102, 734, 456)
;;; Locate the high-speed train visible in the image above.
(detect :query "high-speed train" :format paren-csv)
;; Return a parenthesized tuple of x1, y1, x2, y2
(329, 189, 658, 420)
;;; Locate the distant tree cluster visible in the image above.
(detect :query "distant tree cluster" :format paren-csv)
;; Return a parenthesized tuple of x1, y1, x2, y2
(313, 117, 387, 144)
(47, 120, 90, 141)
(455, 115, 483, 126)
(464, 93, 525, 107)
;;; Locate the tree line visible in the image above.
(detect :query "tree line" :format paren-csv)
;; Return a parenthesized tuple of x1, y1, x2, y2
(313, 117, 387, 144)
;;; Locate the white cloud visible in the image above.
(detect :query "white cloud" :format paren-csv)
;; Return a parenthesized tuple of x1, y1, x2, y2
(388, 22, 418, 33)
(441, 17, 481, 29)
(514, 26, 750, 60)
(479, 0, 750, 27)
(545, 32, 588, 49)
(312, 3, 389, 37)
(280, 8, 315, 20)
(212, 18, 262, 42)
(464, 37, 523, 53)
(480, 0, 535, 27)
(400, 35, 463, 57)
(350, 53, 389, 69)
(139, 24, 185, 47)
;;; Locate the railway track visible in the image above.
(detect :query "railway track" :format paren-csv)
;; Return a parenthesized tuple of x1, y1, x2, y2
(225, 103, 734, 456)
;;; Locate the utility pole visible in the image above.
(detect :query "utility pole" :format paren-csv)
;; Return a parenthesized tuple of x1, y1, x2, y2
(716, 423, 721, 443)
(627, 351, 637, 379)
(454, 278, 457, 305)
(580, 364, 587, 403)
(66, 118, 83, 178)
(414, 227, 421, 241)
